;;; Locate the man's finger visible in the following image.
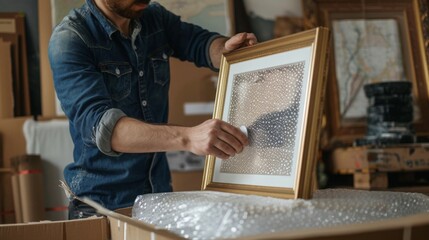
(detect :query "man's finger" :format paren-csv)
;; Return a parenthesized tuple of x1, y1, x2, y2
(220, 123, 249, 147)
(245, 33, 258, 46)
(217, 130, 243, 154)
(213, 138, 236, 157)
(225, 32, 254, 51)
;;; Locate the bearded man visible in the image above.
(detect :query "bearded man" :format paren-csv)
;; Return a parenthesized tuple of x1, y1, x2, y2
(48, 0, 256, 219)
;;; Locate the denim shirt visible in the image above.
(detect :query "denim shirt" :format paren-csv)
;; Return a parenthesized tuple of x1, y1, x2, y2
(48, 0, 220, 210)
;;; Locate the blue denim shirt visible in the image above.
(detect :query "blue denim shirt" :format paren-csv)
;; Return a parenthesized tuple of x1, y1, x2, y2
(48, 0, 220, 210)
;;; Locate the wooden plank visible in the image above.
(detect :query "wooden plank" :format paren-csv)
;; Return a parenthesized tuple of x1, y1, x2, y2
(0, 13, 30, 116)
(38, 0, 57, 117)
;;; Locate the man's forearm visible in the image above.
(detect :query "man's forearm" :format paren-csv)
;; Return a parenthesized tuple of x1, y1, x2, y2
(209, 37, 229, 69)
(111, 117, 189, 153)
(110, 116, 249, 160)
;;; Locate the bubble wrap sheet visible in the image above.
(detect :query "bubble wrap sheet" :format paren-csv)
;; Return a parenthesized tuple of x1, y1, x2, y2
(132, 189, 429, 239)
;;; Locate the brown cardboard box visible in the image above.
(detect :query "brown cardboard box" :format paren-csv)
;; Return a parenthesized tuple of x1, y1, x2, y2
(11, 155, 46, 223)
(107, 207, 181, 240)
(168, 58, 217, 127)
(81, 198, 429, 240)
(353, 172, 389, 190)
(0, 117, 30, 223)
(329, 144, 429, 173)
(171, 170, 203, 192)
(3, 195, 427, 240)
(245, 213, 429, 240)
(0, 168, 13, 224)
(0, 216, 108, 240)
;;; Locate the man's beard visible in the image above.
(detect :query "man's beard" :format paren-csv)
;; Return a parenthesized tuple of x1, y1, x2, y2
(106, 0, 151, 19)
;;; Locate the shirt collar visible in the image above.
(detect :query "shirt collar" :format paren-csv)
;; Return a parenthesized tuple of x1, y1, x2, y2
(85, 0, 142, 39)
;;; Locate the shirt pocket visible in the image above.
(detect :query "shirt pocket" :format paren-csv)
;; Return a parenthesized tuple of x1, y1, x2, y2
(150, 48, 173, 86)
(100, 63, 132, 101)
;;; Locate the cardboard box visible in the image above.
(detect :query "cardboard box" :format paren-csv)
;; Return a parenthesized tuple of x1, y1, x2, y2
(0, 216, 108, 240)
(245, 212, 429, 239)
(84, 198, 429, 240)
(1, 118, 72, 222)
(329, 144, 429, 173)
(0, 168, 13, 224)
(353, 172, 389, 190)
(168, 58, 217, 127)
(11, 155, 46, 223)
(0, 117, 29, 223)
(22, 119, 73, 221)
(2, 196, 428, 240)
(171, 170, 203, 192)
(107, 207, 182, 240)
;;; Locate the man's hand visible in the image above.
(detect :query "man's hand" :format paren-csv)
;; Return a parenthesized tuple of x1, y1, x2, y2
(224, 32, 257, 52)
(210, 32, 258, 68)
(184, 119, 249, 160)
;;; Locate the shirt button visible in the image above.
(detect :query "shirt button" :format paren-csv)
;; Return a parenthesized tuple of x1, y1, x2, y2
(142, 100, 147, 107)
(139, 71, 144, 77)
(162, 53, 167, 59)
(115, 68, 120, 75)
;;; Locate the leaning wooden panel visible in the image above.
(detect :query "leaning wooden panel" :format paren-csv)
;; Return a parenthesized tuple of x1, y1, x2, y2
(202, 27, 330, 199)
(0, 13, 31, 116)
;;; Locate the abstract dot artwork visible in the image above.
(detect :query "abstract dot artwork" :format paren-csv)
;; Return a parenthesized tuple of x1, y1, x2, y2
(220, 61, 305, 176)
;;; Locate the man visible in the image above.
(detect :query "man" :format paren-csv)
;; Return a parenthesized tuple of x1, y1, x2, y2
(48, 0, 257, 219)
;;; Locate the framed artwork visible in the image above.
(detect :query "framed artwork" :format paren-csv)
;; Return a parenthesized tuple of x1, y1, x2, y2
(315, 0, 429, 145)
(202, 27, 330, 199)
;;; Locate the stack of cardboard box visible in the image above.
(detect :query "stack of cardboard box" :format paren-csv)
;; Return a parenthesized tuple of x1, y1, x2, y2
(0, 12, 33, 225)
(0, 117, 28, 223)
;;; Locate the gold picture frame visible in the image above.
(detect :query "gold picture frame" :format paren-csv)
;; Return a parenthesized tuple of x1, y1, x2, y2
(201, 27, 330, 199)
(315, 0, 429, 145)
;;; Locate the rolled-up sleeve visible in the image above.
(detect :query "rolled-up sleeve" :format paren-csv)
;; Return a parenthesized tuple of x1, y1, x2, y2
(96, 108, 126, 156)
(49, 25, 126, 157)
(205, 34, 225, 72)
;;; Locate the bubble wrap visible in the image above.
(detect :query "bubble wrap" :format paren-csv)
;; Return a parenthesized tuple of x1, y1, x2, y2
(132, 189, 429, 239)
(221, 62, 305, 176)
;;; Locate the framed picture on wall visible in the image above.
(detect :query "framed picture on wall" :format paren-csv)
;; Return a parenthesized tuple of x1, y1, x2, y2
(315, 0, 429, 145)
(202, 27, 330, 199)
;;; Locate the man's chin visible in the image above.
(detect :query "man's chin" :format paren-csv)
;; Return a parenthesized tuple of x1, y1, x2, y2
(132, 3, 149, 11)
